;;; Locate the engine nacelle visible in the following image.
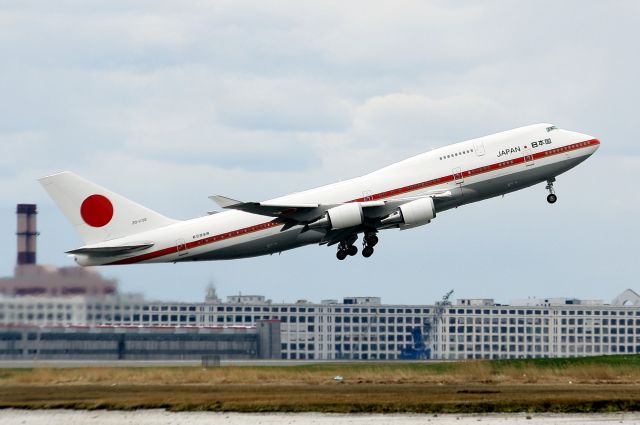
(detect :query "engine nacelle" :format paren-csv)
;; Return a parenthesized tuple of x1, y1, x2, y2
(380, 198, 436, 229)
(308, 203, 363, 230)
(400, 197, 435, 226)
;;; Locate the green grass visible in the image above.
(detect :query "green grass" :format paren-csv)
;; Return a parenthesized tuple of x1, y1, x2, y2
(489, 354, 640, 369)
(1, 355, 640, 386)
(1, 383, 639, 413)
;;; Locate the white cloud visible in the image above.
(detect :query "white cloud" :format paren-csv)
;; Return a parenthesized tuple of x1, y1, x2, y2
(0, 1, 637, 303)
(352, 93, 508, 148)
(215, 77, 353, 133)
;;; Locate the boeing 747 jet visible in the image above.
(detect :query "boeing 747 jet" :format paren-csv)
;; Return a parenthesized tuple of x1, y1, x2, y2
(40, 123, 599, 265)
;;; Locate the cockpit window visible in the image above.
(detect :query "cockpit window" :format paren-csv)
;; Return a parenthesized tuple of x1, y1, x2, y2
(546, 125, 557, 132)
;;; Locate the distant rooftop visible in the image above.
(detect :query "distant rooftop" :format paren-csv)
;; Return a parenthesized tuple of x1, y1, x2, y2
(343, 297, 381, 305)
(0, 264, 117, 298)
(225, 295, 270, 304)
(509, 297, 604, 307)
(456, 298, 495, 306)
(453, 291, 639, 308)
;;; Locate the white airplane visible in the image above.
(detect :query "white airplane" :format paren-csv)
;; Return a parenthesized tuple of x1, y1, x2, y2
(39, 123, 599, 265)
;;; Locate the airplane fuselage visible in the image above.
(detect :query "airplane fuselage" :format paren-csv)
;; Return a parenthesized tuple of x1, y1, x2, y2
(60, 123, 600, 266)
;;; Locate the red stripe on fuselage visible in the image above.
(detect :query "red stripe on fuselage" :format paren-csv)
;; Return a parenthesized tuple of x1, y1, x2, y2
(107, 139, 599, 265)
(108, 220, 281, 265)
(349, 138, 599, 202)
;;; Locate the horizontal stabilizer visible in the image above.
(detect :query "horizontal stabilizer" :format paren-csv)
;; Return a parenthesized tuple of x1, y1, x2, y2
(66, 243, 154, 257)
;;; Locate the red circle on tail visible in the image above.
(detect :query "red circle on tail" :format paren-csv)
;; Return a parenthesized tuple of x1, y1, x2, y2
(80, 194, 113, 227)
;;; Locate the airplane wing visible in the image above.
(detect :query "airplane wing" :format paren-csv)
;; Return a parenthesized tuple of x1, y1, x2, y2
(210, 195, 321, 217)
(209, 189, 452, 231)
(209, 195, 329, 228)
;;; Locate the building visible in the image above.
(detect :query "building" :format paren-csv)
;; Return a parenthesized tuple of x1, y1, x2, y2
(0, 265, 118, 297)
(1, 203, 639, 361)
(432, 295, 640, 359)
(0, 322, 280, 360)
(2, 290, 639, 360)
(1, 204, 117, 297)
(0, 203, 281, 361)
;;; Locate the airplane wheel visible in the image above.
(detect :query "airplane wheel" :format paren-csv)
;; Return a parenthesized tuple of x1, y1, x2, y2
(348, 245, 358, 256)
(336, 250, 348, 260)
(366, 235, 379, 247)
(362, 246, 374, 258)
(547, 194, 557, 204)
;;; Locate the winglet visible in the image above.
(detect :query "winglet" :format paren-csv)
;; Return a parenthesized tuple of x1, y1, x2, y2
(209, 195, 243, 209)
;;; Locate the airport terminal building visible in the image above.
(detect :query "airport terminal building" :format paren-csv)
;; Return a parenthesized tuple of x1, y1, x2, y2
(2, 289, 639, 360)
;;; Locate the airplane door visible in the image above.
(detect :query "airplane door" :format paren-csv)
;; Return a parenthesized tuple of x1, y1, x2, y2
(452, 167, 464, 198)
(452, 167, 464, 184)
(176, 238, 188, 256)
(523, 147, 534, 166)
(474, 141, 485, 156)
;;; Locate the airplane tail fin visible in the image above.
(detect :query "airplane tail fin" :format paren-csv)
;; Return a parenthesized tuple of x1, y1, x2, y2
(38, 171, 177, 245)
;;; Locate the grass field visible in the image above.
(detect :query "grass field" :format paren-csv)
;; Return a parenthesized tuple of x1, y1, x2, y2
(1, 355, 639, 413)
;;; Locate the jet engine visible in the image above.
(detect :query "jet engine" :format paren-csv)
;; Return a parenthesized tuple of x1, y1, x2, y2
(308, 203, 363, 230)
(379, 198, 436, 229)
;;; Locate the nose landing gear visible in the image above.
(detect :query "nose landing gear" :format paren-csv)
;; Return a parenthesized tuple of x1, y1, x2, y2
(545, 178, 557, 204)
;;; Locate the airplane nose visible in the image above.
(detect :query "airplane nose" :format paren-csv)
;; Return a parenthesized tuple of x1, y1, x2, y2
(585, 136, 600, 156)
(568, 130, 600, 155)
(574, 131, 600, 151)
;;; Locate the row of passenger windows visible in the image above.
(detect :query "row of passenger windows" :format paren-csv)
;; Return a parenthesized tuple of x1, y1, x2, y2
(440, 148, 473, 161)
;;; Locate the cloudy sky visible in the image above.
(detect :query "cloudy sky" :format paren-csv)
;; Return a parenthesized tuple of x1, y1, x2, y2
(1, 1, 638, 305)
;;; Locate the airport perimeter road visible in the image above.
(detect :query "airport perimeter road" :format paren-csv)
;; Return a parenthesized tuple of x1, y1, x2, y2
(2, 411, 640, 425)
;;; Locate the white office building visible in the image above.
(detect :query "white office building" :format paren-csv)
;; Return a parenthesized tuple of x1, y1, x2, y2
(1, 289, 639, 360)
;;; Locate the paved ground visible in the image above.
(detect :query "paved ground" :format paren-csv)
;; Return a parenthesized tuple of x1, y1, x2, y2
(0, 359, 322, 368)
(2, 410, 640, 425)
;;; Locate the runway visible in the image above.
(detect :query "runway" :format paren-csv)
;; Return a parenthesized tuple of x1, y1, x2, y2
(2, 410, 640, 425)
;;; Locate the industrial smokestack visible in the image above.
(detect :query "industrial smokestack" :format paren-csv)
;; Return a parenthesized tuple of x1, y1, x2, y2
(16, 204, 38, 265)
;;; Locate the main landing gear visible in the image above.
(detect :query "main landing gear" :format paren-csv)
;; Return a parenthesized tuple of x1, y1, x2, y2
(362, 233, 378, 258)
(336, 236, 359, 260)
(335, 233, 379, 260)
(545, 178, 557, 204)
